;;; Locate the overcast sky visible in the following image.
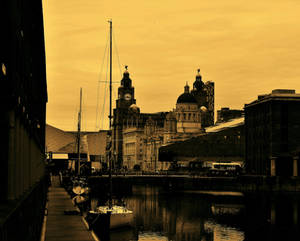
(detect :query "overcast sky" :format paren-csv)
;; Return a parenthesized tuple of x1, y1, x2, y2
(43, 0, 300, 131)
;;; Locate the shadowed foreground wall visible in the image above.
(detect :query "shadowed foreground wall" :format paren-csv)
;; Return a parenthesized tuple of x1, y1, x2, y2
(0, 0, 48, 240)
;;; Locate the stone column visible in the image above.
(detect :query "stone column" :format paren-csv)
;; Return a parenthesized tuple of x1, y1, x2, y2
(271, 158, 276, 176)
(293, 158, 298, 177)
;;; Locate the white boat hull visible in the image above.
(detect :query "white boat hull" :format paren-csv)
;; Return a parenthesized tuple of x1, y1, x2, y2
(88, 205, 134, 229)
(110, 212, 134, 229)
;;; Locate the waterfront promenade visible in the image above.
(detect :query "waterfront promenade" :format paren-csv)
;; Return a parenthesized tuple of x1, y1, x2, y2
(42, 176, 95, 241)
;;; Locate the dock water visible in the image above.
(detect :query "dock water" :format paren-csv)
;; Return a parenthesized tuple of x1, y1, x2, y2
(43, 176, 95, 241)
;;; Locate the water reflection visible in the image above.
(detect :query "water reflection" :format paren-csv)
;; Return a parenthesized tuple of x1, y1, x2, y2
(90, 185, 300, 241)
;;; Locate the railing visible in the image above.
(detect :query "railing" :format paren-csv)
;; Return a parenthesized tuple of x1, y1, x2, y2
(0, 176, 49, 241)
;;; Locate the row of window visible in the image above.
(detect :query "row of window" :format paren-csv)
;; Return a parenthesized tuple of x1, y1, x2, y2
(177, 113, 200, 121)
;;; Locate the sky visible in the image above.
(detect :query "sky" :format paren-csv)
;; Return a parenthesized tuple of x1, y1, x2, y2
(43, 0, 300, 131)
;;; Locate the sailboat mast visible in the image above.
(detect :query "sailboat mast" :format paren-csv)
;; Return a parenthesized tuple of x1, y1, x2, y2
(109, 20, 112, 129)
(108, 20, 113, 208)
(77, 87, 82, 176)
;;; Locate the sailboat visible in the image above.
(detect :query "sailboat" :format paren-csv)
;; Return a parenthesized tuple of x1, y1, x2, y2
(86, 20, 133, 230)
(72, 88, 89, 196)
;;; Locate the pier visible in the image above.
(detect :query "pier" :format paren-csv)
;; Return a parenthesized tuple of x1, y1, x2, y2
(42, 176, 95, 241)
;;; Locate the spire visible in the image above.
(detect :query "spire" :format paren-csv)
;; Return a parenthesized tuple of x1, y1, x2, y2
(121, 65, 132, 87)
(184, 82, 190, 93)
(123, 65, 129, 77)
(193, 68, 204, 91)
(196, 68, 202, 81)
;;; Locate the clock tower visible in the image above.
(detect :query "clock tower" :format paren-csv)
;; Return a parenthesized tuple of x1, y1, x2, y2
(112, 66, 136, 168)
(116, 66, 136, 108)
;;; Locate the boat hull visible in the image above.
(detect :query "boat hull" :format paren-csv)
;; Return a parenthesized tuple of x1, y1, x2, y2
(110, 212, 134, 229)
(87, 206, 134, 230)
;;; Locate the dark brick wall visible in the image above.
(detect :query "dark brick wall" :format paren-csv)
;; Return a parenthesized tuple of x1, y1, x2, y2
(245, 97, 300, 175)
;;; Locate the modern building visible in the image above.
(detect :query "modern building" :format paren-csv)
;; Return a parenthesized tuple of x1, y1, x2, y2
(244, 89, 300, 176)
(159, 117, 245, 167)
(46, 124, 108, 173)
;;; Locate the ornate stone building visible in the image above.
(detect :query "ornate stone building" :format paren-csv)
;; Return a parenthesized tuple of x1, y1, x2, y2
(112, 67, 136, 168)
(175, 83, 202, 133)
(112, 68, 215, 171)
(191, 69, 214, 127)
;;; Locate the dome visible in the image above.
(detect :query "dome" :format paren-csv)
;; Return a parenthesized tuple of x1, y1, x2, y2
(176, 93, 197, 104)
(129, 104, 140, 113)
(121, 65, 132, 88)
(200, 106, 208, 112)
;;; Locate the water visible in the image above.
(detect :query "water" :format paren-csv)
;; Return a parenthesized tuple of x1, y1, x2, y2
(89, 185, 300, 241)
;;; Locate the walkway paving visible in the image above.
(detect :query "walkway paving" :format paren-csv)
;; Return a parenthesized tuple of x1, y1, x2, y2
(44, 176, 95, 241)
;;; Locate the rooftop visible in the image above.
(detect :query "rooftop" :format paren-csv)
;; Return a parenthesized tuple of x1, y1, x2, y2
(205, 117, 244, 133)
(245, 89, 300, 107)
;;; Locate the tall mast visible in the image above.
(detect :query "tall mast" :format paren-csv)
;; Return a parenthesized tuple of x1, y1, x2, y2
(109, 19, 112, 129)
(77, 87, 82, 176)
(108, 20, 113, 208)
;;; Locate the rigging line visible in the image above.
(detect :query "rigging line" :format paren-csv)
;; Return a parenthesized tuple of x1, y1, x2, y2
(95, 28, 110, 130)
(101, 81, 108, 130)
(112, 28, 122, 78)
(112, 87, 118, 109)
(100, 48, 110, 130)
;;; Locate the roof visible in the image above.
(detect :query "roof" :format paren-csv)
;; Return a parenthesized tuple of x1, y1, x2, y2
(176, 93, 197, 104)
(205, 117, 244, 133)
(159, 117, 245, 160)
(245, 89, 300, 108)
(46, 124, 75, 153)
(46, 124, 107, 155)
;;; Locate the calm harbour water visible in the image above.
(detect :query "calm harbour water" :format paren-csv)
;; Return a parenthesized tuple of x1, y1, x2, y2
(90, 185, 300, 241)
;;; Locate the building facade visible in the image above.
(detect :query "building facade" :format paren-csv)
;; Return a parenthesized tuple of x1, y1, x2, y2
(46, 124, 108, 173)
(112, 68, 214, 171)
(244, 89, 300, 176)
(175, 83, 202, 133)
(1, 1, 48, 240)
(112, 68, 136, 168)
(159, 117, 245, 167)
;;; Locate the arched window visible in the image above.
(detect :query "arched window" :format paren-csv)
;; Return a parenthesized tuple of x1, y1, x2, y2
(183, 113, 186, 120)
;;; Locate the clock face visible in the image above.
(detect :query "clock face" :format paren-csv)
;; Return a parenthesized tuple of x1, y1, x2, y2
(124, 93, 131, 100)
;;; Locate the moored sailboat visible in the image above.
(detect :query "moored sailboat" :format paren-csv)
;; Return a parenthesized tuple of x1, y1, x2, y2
(86, 20, 133, 230)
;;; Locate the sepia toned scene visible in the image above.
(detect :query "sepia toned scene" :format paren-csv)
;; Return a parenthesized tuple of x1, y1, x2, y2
(1, 0, 300, 241)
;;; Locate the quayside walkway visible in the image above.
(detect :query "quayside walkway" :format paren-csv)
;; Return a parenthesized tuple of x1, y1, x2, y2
(42, 176, 95, 241)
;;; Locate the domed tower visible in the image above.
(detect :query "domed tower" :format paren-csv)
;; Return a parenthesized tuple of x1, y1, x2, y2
(175, 83, 202, 133)
(116, 66, 136, 109)
(191, 68, 215, 127)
